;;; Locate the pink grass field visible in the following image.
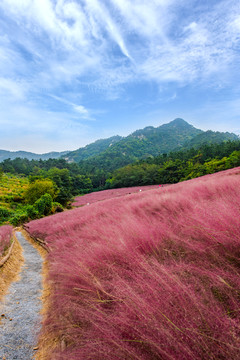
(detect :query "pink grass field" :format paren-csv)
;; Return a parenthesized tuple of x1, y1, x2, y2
(0, 225, 13, 257)
(72, 185, 161, 206)
(26, 167, 240, 360)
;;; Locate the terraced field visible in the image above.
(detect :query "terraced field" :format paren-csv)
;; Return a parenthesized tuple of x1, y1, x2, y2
(0, 173, 29, 224)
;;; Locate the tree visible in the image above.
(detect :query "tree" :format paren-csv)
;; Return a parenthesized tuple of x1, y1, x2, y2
(71, 175, 93, 195)
(24, 179, 58, 204)
(35, 193, 53, 216)
(46, 168, 72, 205)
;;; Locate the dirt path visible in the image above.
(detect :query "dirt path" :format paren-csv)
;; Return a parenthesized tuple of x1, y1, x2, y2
(0, 231, 43, 360)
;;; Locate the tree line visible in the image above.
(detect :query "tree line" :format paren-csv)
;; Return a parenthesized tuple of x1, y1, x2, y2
(1, 139, 240, 193)
(107, 141, 240, 188)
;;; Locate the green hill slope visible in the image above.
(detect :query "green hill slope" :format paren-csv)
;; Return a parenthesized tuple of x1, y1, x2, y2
(67, 118, 203, 171)
(182, 130, 239, 148)
(63, 135, 122, 162)
(75, 119, 238, 173)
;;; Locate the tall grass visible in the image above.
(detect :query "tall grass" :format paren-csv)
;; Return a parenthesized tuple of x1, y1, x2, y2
(26, 167, 240, 359)
(72, 185, 160, 206)
(0, 225, 13, 257)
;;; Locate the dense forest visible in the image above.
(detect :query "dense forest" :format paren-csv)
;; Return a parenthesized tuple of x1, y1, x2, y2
(1, 139, 240, 225)
(1, 139, 240, 190)
(0, 159, 92, 225)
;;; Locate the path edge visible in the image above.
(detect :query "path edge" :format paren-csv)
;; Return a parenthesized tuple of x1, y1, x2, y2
(20, 227, 59, 360)
(0, 232, 24, 305)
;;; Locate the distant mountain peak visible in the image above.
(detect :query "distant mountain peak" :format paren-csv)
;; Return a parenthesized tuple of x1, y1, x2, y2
(163, 118, 194, 127)
(171, 118, 188, 124)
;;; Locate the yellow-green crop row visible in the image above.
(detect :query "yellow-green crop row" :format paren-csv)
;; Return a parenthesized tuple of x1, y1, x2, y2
(0, 173, 29, 209)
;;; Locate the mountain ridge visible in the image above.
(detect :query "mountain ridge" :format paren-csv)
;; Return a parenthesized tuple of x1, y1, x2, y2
(64, 118, 204, 164)
(66, 119, 238, 174)
(0, 118, 238, 163)
(0, 150, 69, 162)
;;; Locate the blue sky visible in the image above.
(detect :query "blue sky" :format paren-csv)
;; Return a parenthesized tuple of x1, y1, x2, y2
(0, 0, 240, 153)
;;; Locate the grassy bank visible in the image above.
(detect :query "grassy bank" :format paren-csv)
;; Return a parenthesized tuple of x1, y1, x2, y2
(26, 167, 240, 360)
(0, 230, 23, 302)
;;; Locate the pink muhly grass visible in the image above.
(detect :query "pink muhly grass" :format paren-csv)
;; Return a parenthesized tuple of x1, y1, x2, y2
(72, 185, 161, 207)
(0, 225, 13, 257)
(26, 167, 240, 359)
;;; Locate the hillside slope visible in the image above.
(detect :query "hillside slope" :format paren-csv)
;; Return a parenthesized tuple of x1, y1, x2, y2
(26, 167, 240, 360)
(0, 150, 69, 162)
(67, 119, 238, 173)
(63, 135, 122, 162)
(183, 130, 239, 149)
(1, 119, 238, 164)
(0, 173, 29, 225)
(64, 118, 203, 164)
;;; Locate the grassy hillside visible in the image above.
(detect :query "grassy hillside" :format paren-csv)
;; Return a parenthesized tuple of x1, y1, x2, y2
(26, 167, 240, 360)
(0, 174, 29, 224)
(0, 173, 28, 208)
(73, 185, 161, 206)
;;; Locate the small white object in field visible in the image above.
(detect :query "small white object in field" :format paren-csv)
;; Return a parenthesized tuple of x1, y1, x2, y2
(139, 189, 142, 192)
(87, 203, 90, 205)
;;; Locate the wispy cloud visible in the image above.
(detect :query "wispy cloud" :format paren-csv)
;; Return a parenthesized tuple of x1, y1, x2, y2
(0, 0, 239, 151)
(1, 0, 239, 90)
(0, 77, 27, 100)
(49, 94, 93, 119)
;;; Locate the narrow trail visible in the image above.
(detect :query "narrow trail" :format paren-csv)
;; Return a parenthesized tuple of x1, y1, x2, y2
(0, 231, 43, 360)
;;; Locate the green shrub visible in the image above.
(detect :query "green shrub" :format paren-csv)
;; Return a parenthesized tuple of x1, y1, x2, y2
(52, 202, 64, 213)
(10, 213, 29, 226)
(0, 207, 13, 220)
(35, 193, 53, 216)
(26, 205, 39, 219)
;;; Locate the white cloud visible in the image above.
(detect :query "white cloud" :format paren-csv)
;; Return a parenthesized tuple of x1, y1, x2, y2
(1, 0, 239, 90)
(73, 104, 89, 116)
(0, 0, 240, 151)
(0, 77, 26, 100)
(84, 0, 131, 58)
(49, 94, 93, 119)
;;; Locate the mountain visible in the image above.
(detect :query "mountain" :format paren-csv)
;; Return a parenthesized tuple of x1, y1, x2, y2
(63, 136, 123, 163)
(0, 150, 69, 162)
(64, 118, 203, 164)
(129, 118, 203, 153)
(1, 119, 238, 167)
(68, 119, 239, 173)
(70, 119, 203, 173)
(182, 130, 239, 149)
